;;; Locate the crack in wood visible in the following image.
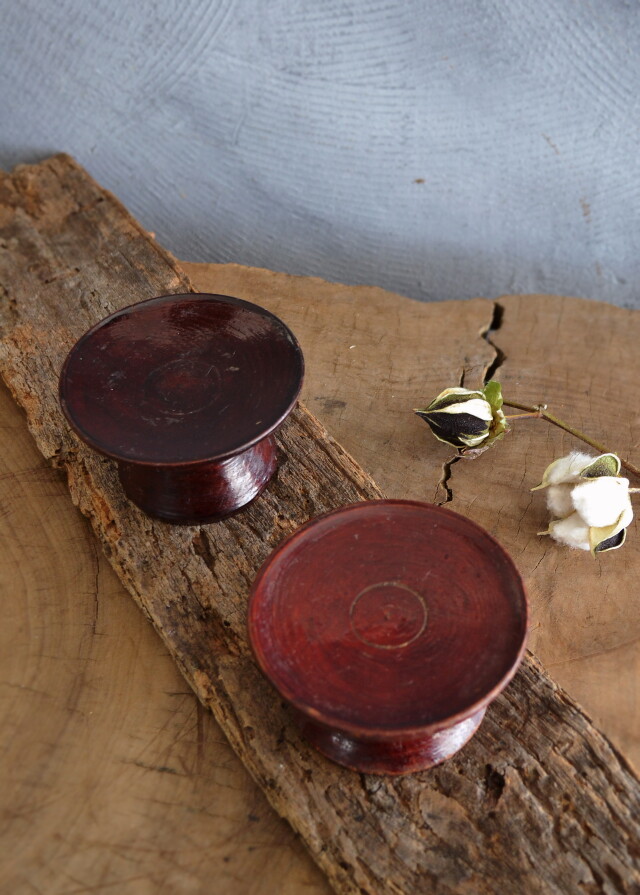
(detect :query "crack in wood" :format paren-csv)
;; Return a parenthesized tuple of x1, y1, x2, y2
(482, 301, 507, 384)
(435, 455, 460, 506)
(436, 303, 507, 506)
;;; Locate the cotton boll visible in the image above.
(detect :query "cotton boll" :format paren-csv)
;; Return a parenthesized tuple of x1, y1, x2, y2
(548, 513, 591, 550)
(545, 452, 594, 486)
(435, 387, 474, 400)
(618, 501, 634, 531)
(416, 380, 507, 451)
(535, 450, 634, 556)
(460, 431, 490, 447)
(571, 477, 630, 528)
(546, 484, 574, 518)
(437, 398, 493, 421)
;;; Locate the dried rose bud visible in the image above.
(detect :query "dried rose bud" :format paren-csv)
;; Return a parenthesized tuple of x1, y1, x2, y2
(533, 451, 633, 555)
(414, 380, 506, 451)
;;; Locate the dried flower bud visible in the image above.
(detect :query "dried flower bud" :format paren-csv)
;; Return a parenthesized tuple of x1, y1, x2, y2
(414, 380, 506, 451)
(533, 451, 633, 555)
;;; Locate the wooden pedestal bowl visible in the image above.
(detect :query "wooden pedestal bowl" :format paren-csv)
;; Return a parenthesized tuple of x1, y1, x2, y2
(248, 500, 528, 775)
(59, 293, 304, 524)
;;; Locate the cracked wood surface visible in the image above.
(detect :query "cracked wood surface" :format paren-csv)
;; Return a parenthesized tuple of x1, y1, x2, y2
(1, 155, 639, 895)
(187, 264, 640, 768)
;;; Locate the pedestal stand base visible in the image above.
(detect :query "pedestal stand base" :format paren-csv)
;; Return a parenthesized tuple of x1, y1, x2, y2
(294, 706, 486, 775)
(118, 436, 278, 524)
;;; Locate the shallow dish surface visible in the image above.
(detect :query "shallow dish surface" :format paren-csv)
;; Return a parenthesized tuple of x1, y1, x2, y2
(59, 293, 304, 465)
(249, 500, 528, 740)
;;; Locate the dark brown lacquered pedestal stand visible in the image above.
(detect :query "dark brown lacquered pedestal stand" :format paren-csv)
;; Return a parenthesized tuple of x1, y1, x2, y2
(59, 293, 304, 523)
(249, 500, 528, 774)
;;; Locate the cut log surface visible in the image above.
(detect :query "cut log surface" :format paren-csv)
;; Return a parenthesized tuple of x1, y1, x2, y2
(0, 155, 639, 895)
(187, 262, 640, 768)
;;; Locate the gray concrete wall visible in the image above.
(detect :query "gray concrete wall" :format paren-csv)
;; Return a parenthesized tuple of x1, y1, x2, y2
(2, 0, 639, 307)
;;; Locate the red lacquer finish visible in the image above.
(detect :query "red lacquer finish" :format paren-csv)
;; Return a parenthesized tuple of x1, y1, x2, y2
(248, 500, 528, 775)
(59, 293, 303, 523)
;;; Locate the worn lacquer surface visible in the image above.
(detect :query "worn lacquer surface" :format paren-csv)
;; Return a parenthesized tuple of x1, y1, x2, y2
(248, 500, 527, 775)
(59, 292, 303, 521)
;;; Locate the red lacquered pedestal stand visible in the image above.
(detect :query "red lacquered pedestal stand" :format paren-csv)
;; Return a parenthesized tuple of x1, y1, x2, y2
(249, 500, 528, 775)
(59, 293, 304, 524)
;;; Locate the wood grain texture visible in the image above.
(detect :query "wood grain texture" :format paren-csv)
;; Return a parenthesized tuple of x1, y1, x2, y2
(1, 155, 639, 895)
(0, 381, 328, 895)
(187, 262, 640, 768)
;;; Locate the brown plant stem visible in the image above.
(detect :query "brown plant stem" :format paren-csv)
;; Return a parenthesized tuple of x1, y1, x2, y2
(504, 412, 542, 421)
(502, 399, 640, 480)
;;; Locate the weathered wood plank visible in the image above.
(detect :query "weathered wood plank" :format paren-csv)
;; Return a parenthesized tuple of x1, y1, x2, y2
(1, 155, 639, 895)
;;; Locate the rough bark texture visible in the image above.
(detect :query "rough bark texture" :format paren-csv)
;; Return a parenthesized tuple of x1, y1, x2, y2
(1, 155, 639, 895)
